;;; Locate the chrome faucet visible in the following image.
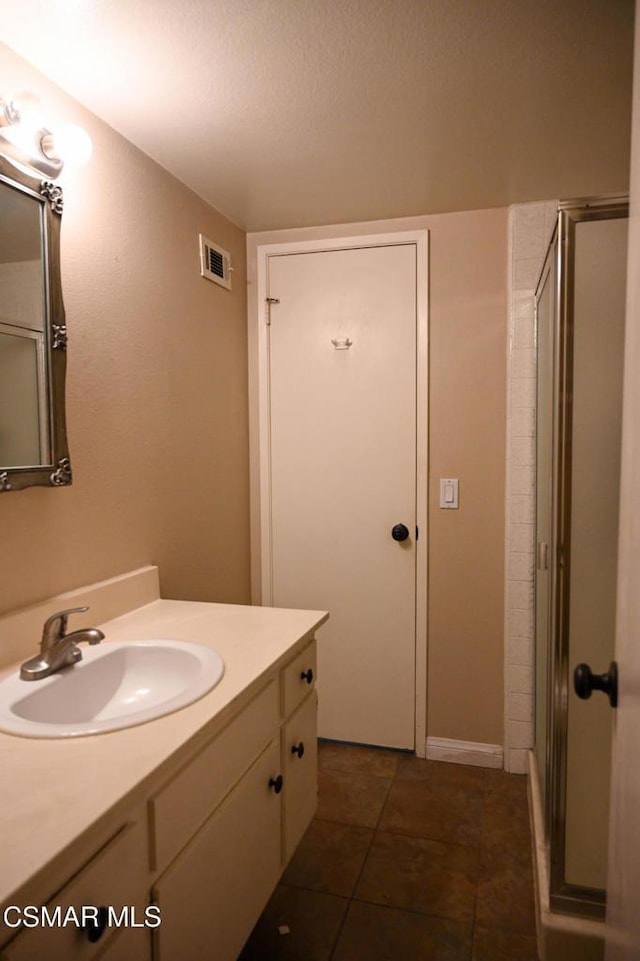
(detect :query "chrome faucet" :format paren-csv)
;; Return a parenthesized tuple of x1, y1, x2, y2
(20, 606, 105, 681)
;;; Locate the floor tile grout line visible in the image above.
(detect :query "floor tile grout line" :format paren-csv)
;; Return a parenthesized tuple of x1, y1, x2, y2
(312, 814, 484, 851)
(468, 787, 486, 960)
(326, 889, 355, 961)
(327, 754, 400, 961)
(373, 767, 397, 831)
(348, 892, 477, 929)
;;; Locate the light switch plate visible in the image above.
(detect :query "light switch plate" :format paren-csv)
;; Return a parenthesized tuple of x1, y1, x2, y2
(439, 478, 459, 509)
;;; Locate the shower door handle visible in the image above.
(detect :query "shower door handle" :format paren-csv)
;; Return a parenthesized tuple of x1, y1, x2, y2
(573, 661, 618, 708)
(537, 542, 549, 570)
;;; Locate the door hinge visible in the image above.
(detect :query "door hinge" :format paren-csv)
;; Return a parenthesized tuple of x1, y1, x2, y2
(265, 297, 280, 326)
(415, 526, 419, 541)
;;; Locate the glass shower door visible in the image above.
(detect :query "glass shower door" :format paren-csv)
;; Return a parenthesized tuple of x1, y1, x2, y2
(534, 199, 628, 919)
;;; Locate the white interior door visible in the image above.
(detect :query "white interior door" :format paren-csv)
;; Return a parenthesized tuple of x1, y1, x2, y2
(264, 240, 424, 750)
(605, 8, 640, 954)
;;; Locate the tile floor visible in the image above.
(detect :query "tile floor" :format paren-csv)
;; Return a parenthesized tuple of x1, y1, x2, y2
(240, 740, 538, 961)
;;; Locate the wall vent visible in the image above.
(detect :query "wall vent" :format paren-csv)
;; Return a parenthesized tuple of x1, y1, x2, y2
(199, 234, 232, 290)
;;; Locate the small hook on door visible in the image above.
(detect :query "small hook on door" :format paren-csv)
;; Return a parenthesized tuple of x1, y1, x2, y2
(331, 337, 353, 350)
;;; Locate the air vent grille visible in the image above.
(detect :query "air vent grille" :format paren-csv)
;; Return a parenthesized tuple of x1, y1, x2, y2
(199, 234, 232, 290)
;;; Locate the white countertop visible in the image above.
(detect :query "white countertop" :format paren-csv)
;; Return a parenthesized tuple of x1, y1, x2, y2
(0, 588, 327, 912)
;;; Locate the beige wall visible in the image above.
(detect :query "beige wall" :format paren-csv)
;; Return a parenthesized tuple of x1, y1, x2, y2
(247, 209, 508, 746)
(0, 43, 251, 616)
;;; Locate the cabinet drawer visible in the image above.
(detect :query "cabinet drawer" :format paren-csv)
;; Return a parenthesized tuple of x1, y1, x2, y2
(152, 740, 282, 961)
(282, 639, 316, 717)
(150, 679, 279, 872)
(283, 690, 318, 863)
(1, 821, 148, 961)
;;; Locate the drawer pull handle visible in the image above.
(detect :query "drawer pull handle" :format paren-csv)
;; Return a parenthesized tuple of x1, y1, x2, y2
(269, 774, 284, 794)
(300, 668, 314, 684)
(83, 905, 109, 943)
(291, 741, 305, 758)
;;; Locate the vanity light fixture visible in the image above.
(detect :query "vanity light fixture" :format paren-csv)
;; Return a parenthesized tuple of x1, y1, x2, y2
(0, 92, 92, 179)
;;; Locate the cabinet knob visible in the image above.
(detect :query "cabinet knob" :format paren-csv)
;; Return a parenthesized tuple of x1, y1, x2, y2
(300, 668, 313, 684)
(269, 774, 284, 794)
(83, 906, 109, 943)
(291, 741, 305, 758)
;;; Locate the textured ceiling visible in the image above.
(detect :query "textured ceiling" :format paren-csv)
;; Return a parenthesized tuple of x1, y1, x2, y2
(0, 0, 635, 230)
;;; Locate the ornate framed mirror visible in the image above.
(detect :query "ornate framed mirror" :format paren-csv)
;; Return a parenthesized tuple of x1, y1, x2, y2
(0, 154, 70, 493)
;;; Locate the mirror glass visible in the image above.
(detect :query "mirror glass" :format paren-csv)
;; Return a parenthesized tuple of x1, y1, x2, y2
(0, 180, 48, 467)
(0, 158, 70, 493)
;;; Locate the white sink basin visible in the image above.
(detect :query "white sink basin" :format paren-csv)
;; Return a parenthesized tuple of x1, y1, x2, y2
(0, 640, 224, 738)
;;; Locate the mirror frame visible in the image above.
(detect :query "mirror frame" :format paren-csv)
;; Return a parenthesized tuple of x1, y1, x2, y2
(0, 154, 71, 493)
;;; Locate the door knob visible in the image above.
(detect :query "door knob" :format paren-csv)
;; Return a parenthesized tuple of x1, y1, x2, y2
(573, 661, 618, 708)
(391, 523, 410, 542)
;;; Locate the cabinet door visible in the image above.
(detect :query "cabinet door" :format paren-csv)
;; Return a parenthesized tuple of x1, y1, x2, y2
(0, 822, 148, 961)
(152, 740, 282, 961)
(283, 691, 318, 863)
(150, 679, 279, 873)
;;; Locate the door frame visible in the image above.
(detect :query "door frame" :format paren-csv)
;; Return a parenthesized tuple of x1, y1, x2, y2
(253, 230, 429, 757)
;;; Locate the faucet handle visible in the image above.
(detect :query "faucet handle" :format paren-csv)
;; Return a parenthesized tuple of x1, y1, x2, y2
(41, 606, 90, 648)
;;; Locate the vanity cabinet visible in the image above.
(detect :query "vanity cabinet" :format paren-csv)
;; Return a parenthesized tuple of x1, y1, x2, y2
(0, 633, 319, 961)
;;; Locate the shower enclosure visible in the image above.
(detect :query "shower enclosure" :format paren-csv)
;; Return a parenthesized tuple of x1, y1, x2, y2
(534, 197, 628, 919)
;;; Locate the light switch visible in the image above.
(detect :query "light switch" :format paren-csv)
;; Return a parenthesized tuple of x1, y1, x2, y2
(439, 478, 459, 509)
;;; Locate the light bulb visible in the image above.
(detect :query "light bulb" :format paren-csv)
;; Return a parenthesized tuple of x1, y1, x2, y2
(42, 123, 93, 166)
(52, 124, 93, 166)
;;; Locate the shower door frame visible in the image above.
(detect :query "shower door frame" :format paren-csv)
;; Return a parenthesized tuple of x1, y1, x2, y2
(535, 228, 560, 852)
(539, 196, 628, 919)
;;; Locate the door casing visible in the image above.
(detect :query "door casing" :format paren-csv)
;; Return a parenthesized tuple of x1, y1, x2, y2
(253, 230, 429, 757)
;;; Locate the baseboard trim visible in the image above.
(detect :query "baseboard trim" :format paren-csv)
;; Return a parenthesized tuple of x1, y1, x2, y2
(426, 737, 504, 769)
